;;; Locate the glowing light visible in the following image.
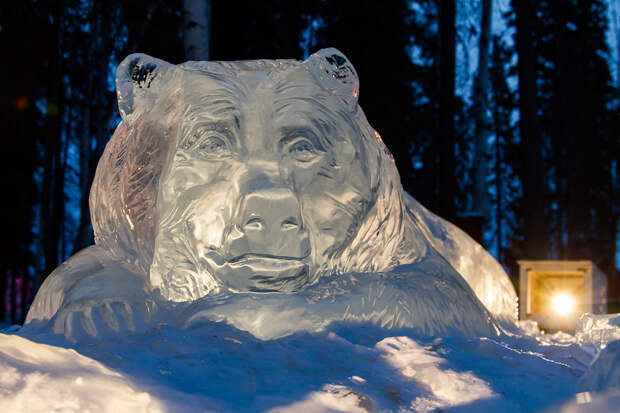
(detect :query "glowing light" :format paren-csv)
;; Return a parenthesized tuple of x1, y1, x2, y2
(15, 96, 29, 111)
(551, 293, 574, 316)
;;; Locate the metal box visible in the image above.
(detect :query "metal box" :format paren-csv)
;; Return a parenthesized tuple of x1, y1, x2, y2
(518, 260, 607, 331)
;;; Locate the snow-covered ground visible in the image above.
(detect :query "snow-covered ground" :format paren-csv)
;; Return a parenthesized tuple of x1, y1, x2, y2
(2, 315, 620, 412)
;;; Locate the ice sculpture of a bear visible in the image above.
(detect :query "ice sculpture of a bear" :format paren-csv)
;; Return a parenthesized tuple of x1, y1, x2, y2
(25, 48, 517, 341)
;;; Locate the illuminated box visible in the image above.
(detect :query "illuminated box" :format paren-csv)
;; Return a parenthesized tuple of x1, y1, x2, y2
(518, 260, 607, 331)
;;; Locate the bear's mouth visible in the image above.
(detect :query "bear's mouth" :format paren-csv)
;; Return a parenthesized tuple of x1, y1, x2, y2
(202, 251, 310, 293)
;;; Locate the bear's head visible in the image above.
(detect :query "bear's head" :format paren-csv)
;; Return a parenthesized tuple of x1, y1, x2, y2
(90, 48, 431, 302)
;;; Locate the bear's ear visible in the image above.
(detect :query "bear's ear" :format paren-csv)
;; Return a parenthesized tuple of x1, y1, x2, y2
(304, 48, 359, 110)
(116, 53, 176, 121)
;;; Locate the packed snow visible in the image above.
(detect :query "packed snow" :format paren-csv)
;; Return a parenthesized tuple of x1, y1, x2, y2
(2, 314, 620, 412)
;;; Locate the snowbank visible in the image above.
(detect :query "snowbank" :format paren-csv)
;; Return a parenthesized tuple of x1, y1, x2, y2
(0, 333, 164, 412)
(1, 318, 609, 412)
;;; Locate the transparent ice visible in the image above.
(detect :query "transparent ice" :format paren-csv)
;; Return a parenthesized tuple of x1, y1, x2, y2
(576, 313, 620, 351)
(25, 48, 516, 341)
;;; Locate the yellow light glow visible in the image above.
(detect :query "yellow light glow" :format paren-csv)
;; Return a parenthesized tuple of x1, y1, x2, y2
(551, 293, 574, 316)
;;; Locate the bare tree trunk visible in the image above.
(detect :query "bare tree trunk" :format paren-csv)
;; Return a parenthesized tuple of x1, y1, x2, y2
(613, 0, 620, 88)
(73, 70, 93, 254)
(515, 0, 546, 259)
(73, 13, 96, 255)
(182, 0, 211, 60)
(493, 105, 503, 264)
(0, 271, 4, 323)
(549, 1, 572, 260)
(437, 0, 457, 221)
(10, 270, 16, 323)
(19, 269, 30, 324)
(472, 0, 492, 216)
(41, 2, 65, 281)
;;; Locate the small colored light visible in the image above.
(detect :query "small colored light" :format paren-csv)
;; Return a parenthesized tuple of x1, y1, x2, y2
(15, 96, 29, 111)
(551, 293, 574, 316)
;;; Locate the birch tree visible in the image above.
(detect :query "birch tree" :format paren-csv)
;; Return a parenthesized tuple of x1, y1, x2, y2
(182, 0, 211, 60)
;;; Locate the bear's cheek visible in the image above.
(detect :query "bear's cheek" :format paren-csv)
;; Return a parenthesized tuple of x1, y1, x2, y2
(187, 193, 232, 250)
(158, 156, 239, 248)
(300, 193, 355, 255)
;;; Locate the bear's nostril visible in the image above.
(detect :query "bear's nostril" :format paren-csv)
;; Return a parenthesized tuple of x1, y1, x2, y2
(244, 216, 264, 230)
(281, 217, 299, 230)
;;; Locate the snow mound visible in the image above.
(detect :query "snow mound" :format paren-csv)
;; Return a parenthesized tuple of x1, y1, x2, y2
(0, 320, 600, 412)
(0, 333, 164, 412)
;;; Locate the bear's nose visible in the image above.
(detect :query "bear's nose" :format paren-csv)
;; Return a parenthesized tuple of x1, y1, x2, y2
(226, 188, 310, 259)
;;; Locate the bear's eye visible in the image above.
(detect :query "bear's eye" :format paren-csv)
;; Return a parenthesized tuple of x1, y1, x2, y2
(289, 138, 317, 163)
(195, 135, 231, 158)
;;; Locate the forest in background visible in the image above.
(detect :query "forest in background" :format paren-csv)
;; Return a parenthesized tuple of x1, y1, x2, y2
(0, 0, 618, 324)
